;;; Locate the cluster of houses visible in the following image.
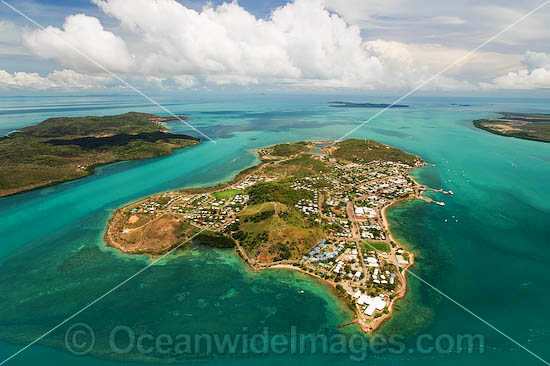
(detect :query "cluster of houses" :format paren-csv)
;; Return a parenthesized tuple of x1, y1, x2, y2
(152, 191, 251, 229)
(187, 194, 209, 209)
(234, 176, 273, 190)
(326, 219, 353, 238)
(231, 194, 249, 205)
(326, 160, 417, 204)
(133, 201, 161, 214)
(303, 240, 344, 263)
(324, 199, 347, 215)
(295, 198, 319, 216)
(354, 206, 377, 219)
(183, 209, 227, 228)
(359, 221, 384, 240)
(371, 268, 396, 285)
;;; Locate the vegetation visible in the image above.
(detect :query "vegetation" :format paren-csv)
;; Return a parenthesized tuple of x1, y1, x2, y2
(270, 141, 309, 156)
(361, 241, 390, 253)
(19, 112, 164, 137)
(234, 202, 323, 261)
(473, 112, 550, 143)
(332, 139, 419, 166)
(246, 181, 313, 206)
(0, 112, 199, 197)
(264, 154, 331, 177)
(243, 209, 275, 223)
(196, 231, 236, 248)
(212, 189, 242, 200)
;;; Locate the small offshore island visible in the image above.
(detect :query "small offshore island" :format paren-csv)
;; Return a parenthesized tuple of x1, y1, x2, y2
(0, 112, 198, 197)
(106, 139, 451, 332)
(473, 112, 550, 143)
(329, 101, 409, 108)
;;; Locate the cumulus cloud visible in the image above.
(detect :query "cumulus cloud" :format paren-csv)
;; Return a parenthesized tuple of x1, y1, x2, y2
(23, 13, 135, 73)
(0, 69, 111, 90)
(490, 51, 550, 89)
(362, 40, 525, 90)
(0, 20, 28, 55)
(11, 0, 549, 91)
(20, 0, 388, 89)
(523, 51, 550, 70)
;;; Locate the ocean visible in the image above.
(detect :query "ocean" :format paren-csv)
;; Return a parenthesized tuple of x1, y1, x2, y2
(0, 94, 549, 365)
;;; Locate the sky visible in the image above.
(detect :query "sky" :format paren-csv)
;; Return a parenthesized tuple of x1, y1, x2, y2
(0, 0, 549, 96)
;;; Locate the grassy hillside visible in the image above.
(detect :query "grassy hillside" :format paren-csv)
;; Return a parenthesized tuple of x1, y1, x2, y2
(263, 154, 331, 178)
(332, 139, 420, 166)
(0, 112, 199, 197)
(233, 202, 323, 262)
(270, 141, 310, 156)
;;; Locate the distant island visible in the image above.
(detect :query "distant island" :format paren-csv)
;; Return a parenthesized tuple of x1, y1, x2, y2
(473, 112, 550, 143)
(329, 102, 409, 108)
(0, 112, 199, 197)
(105, 139, 450, 332)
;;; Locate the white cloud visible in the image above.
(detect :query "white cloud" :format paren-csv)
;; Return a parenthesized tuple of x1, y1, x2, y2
(490, 51, 550, 89)
(522, 51, 550, 70)
(0, 70, 55, 89)
(173, 75, 196, 88)
(10, 0, 549, 91)
(20, 0, 385, 88)
(432, 16, 466, 25)
(23, 13, 135, 73)
(363, 40, 523, 90)
(0, 20, 28, 55)
(325, 0, 550, 64)
(0, 69, 111, 90)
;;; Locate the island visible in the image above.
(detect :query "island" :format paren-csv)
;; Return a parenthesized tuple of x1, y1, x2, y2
(0, 112, 199, 197)
(105, 139, 451, 332)
(329, 102, 409, 108)
(473, 112, 550, 143)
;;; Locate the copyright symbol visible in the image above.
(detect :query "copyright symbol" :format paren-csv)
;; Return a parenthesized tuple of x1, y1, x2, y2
(65, 323, 95, 356)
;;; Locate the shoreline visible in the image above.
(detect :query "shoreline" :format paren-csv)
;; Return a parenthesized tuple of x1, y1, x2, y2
(0, 112, 200, 199)
(103, 140, 435, 334)
(1, 143, 198, 200)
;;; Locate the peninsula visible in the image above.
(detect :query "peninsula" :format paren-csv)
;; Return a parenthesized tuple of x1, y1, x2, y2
(0, 112, 199, 197)
(473, 112, 550, 143)
(105, 139, 449, 332)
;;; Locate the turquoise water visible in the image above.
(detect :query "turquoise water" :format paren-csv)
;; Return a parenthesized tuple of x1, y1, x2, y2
(0, 94, 549, 365)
